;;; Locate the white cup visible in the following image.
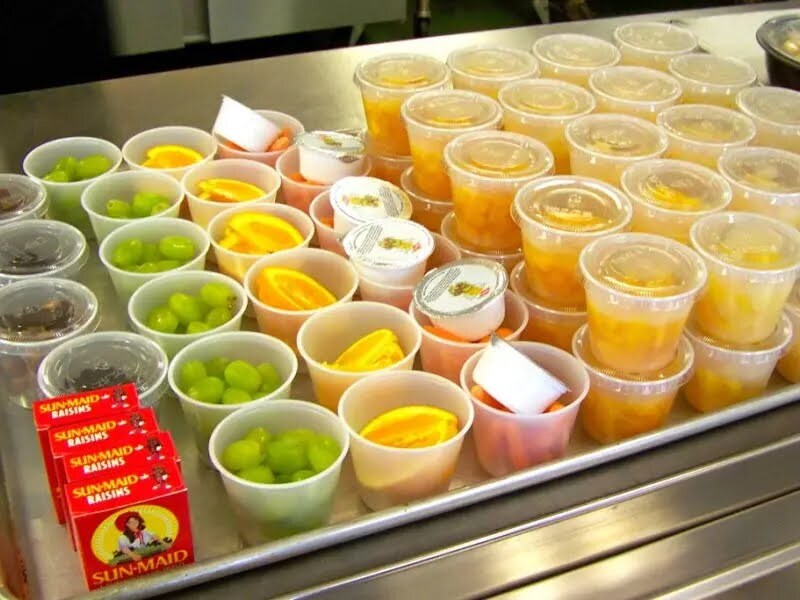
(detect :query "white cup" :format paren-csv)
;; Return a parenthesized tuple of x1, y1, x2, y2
(122, 126, 217, 180)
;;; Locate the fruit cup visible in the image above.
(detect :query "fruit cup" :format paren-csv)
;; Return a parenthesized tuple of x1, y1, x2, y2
(367, 147, 412, 189)
(588, 66, 682, 122)
(736, 86, 800, 154)
(215, 109, 305, 166)
(0, 220, 88, 287)
(613, 22, 698, 71)
(683, 315, 792, 413)
(400, 166, 453, 232)
(0, 174, 47, 224)
(668, 54, 756, 108)
(690, 212, 800, 345)
(532, 34, 620, 88)
(778, 283, 800, 382)
(330, 176, 412, 236)
(121, 126, 217, 180)
(22, 136, 123, 237)
(401, 89, 503, 200)
(460, 341, 589, 476)
(440, 212, 524, 274)
(98, 217, 211, 302)
(309, 191, 345, 256)
(297, 301, 422, 412)
(338, 370, 473, 510)
(447, 45, 539, 99)
(170, 331, 298, 462)
(81, 170, 184, 242)
(209, 399, 348, 543)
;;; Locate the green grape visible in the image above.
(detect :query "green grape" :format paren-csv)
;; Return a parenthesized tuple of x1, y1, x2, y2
(111, 238, 144, 268)
(265, 438, 309, 475)
(237, 464, 275, 484)
(244, 427, 271, 452)
(205, 306, 232, 329)
(43, 170, 70, 183)
(290, 469, 316, 482)
(54, 156, 79, 181)
(146, 306, 179, 333)
(168, 292, 205, 325)
(274, 473, 292, 484)
(187, 376, 225, 404)
(200, 282, 236, 309)
(155, 259, 181, 272)
(105, 199, 131, 219)
(131, 191, 161, 218)
(150, 201, 171, 216)
(159, 235, 195, 261)
(256, 363, 282, 394)
(223, 360, 261, 393)
(279, 428, 316, 446)
(141, 242, 161, 263)
(222, 387, 252, 405)
(180, 360, 207, 390)
(307, 436, 341, 473)
(134, 262, 160, 273)
(206, 356, 230, 378)
(221, 439, 263, 472)
(186, 321, 210, 334)
(76, 154, 112, 180)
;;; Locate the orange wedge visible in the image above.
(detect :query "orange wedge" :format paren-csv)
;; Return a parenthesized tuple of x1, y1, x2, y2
(327, 329, 404, 372)
(256, 267, 336, 311)
(141, 145, 204, 169)
(197, 178, 266, 202)
(360, 406, 459, 449)
(220, 212, 303, 254)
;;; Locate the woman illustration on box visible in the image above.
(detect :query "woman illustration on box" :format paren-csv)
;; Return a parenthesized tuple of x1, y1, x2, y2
(115, 511, 166, 562)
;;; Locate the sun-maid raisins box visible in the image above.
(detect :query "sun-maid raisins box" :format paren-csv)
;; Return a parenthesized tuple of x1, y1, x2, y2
(64, 460, 194, 590)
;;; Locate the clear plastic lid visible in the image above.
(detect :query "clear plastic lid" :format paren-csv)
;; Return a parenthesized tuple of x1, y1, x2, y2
(0, 175, 47, 223)
(566, 114, 668, 158)
(756, 14, 800, 66)
(614, 22, 698, 54)
(533, 34, 620, 69)
(0, 220, 88, 285)
(330, 176, 412, 225)
(580, 232, 707, 299)
(343, 218, 434, 268)
(657, 105, 756, 146)
(297, 130, 365, 159)
(685, 312, 793, 360)
(690, 211, 800, 273)
(414, 258, 508, 318)
(718, 147, 800, 199)
(354, 53, 450, 91)
(447, 46, 538, 81)
(513, 175, 632, 234)
(786, 281, 800, 315)
(621, 159, 732, 214)
(444, 131, 554, 181)
(401, 90, 502, 131)
(498, 78, 596, 118)
(589, 66, 682, 103)
(668, 54, 757, 88)
(736, 86, 800, 129)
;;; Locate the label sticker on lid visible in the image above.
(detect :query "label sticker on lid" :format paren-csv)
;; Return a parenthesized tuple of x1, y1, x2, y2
(297, 131, 365, 163)
(330, 177, 412, 225)
(344, 218, 434, 268)
(415, 259, 508, 317)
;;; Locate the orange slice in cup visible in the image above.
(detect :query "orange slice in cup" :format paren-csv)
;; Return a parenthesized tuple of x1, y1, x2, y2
(141, 144, 204, 169)
(197, 178, 266, 202)
(220, 213, 304, 254)
(256, 267, 336, 311)
(327, 329, 404, 372)
(360, 405, 459, 449)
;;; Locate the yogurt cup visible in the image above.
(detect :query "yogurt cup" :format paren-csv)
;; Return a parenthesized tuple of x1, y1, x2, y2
(498, 78, 596, 175)
(400, 166, 452, 232)
(588, 66, 682, 122)
(565, 113, 669, 186)
(532, 34, 621, 87)
(777, 283, 800, 382)
(215, 110, 305, 166)
(122, 126, 217, 180)
(736, 86, 800, 153)
(580, 232, 708, 373)
(621, 159, 732, 244)
(0, 175, 47, 224)
(0, 220, 88, 287)
(309, 191, 345, 257)
(447, 45, 539, 99)
(297, 131, 366, 184)
(439, 212, 524, 274)
(668, 54, 756, 108)
(690, 211, 800, 345)
(613, 22, 698, 71)
(212, 96, 282, 153)
(329, 176, 413, 236)
(573, 324, 694, 444)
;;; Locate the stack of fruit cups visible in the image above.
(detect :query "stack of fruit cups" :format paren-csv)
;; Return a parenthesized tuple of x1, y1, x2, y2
(613, 22, 698, 72)
(735, 86, 800, 153)
(447, 45, 539, 99)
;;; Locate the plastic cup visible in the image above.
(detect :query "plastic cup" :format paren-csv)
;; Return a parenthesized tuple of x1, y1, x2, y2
(354, 53, 451, 157)
(460, 341, 588, 476)
(410, 290, 528, 383)
(447, 45, 539, 99)
(81, 170, 184, 242)
(297, 301, 422, 412)
(400, 166, 452, 232)
(402, 90, 503, 200)
(736, 87, 800, 154)
(0, 174, 47, 224)
(215, 109, 305, 166)
(532, 34, 621, 88)
(369, 151, 412, 188)
(209, 400, 348, 543)
(512, 175, 632, 308)
(580, 232, 707, 373)
(309, 191, 345, 256)
(22, 136, 123, 237)
(444, 131, 554, 252)
(0, 278, 99, 408)
(565, 113, 668, 186)
(128, 271, 247, 358)
(244, 248, 359, 353)
(170, 331, 298, 461)
(338, 370, 473, 510)
(657, 104, 756, 169)
(207, 203, 314, 283)
(668, 54, 756, 108)
(690, 211, 800, 345)
(0, 220, 88, 287)
(588, 66, 682, 122)
(98, 217, 211, 302)
(778, 283, 800, 382)
(38, 331, 169, 409)
(121, 126, 217, 180)
(621, 159, 732, 244)
(613, 22, 698, 71)
(440, 212, 523, 274)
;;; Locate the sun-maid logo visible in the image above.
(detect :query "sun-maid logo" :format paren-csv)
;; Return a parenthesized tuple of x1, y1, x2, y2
(39, 394, 101, 418)
(377, 237, 421, 253)
(69, 446, 136, 471)
(54, 420, 119, 446)
(448, 281, 490, 297)
(91, 504, 179, 568)
(72, 474, 139, 503)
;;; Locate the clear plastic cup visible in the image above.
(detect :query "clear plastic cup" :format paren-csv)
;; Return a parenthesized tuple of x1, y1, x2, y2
(447, 45, 539, 99)
(513, 175, 633, 308)
(532, 34, 621, 88)
(181, 158, 281, 229)
(37, 331, 169, 409)
(580, 232, 707, 373)
(0, 174, 47, 224)
(460, 341, 589, 476)
(309, 191, 346, 256)
(444, 131, 554, 252)
(499, 79, 596, 175)
(215, 110, 305, 166)
(127, 271, 247, 358)
(338, 370, 473, 510)
(613, 22, 698, 71)
(208, 202, 314, 283)
(402, 90, 503, 200)
(0, 278, 99, 408)
(588, 66, 682, 122)
(778, 283, 800, 382)
(121, 126, 217, 180)
(657, 104, 756, 169)
(573, 324, 693, 443)
(409, 290, 528, 383)
(668, 54, 756, 108)
(690, 211, 800, 345)
(170, 331, 298, 461)
(209, 399, 348, 543)
(22, 136, 123, 237)
(98, 217, 211, 302)
(621, 159, 732, 244)
(440, 212, 523, 274)
(509, 262, 586, 351)
(244, 248, 359, 353)
(736, 87, 800, 154)
(0, 220, 88, 287)
(400, 166, 452, 232)
(81, 170, 184, 242)
(369, 152, 412, 188)
(565, 113, 668, 186)
(354, 53, 451, 157)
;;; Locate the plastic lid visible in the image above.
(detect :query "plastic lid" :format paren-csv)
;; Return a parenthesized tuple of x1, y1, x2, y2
(0, 175, 47, 223)
(718, 147, 800, 199)
(621, 159, 732, 214)
(343, 218, 434, 269)
(756, 15, 800, 67)
(533, 34, 620, 69)
(509, 261, 587, 317)
(355, 53, 450, 91)
(685, 312, 793, 359)
(580, 232, 707, 299)
(736, 86, 800, 129)
(669, 54, 756, 87)
(589, 66, 682, 103)
(657, 105, 756, 146)
(786, 281, 800, 315)
(513, 175, 632, 234)
(614, 22, 698, 54)
(498, 79, 595, 118)
(330, 176, 412, 226)
(401, 90, 502, 131)
(297, 130, 365, 160)
(414, 258, 508, 318)
(690, 211, 800, 272)
(567, 114, 668, 158)
(447, 46, 538, 81)
(444, 131, 554, 181)
(0, 220, 88, 285)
